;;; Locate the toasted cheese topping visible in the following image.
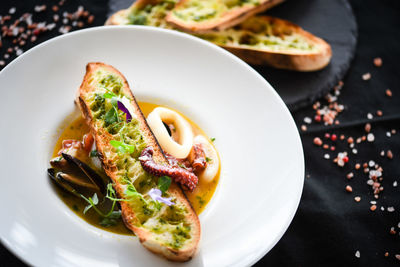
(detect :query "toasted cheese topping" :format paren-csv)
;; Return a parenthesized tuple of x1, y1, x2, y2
(84, 69, 192, 249)
(125, 1, 318, 53)
(128, 1, 177, 28)
(172, 0, 260, 22)
(198, 16, 318, 52)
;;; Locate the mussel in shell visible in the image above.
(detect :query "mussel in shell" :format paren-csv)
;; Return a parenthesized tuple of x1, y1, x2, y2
(48, 153, 106, 197)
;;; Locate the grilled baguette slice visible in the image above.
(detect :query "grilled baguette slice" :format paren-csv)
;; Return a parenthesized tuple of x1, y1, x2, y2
(76, 62, 200, 261)
(198, 16, 332, 71)
(165, 0, 285, 33)
(105, 0, 331, 71)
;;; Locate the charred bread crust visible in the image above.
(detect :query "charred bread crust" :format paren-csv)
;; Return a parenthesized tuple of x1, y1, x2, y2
(165, 0, 285, 33)
(76, 62, 200, 261)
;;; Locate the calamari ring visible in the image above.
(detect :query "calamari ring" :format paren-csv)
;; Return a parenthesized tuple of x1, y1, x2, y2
(147, 107, 193, 159)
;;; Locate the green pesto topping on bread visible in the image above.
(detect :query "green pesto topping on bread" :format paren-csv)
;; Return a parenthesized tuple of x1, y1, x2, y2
(128, 1, 177, 28)
(125, 1, 317, 53)
(172, 0, 260, 22)
(84, 69, 191, 249)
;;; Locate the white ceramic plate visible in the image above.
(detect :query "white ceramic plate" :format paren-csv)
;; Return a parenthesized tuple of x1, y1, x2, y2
(0, 26, 304, 267)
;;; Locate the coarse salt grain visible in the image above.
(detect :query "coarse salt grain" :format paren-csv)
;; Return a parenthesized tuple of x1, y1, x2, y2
(367, 133, 375, 142)
(313, 137, 322, 146)
(386, 89, 392, 97)
(381, 206, 385, 211)
(373, 57, 382, 67)
(390, 227, 396, 234)
(367, 113, 373, 119)
(352, 148, 358, 154)
(367, 179, 374, 186)
(362, 73, 371, 80)
(324, 154, 330, 160)
(380, 150, 385, 156)
(369, 160, 375, 167)
(370, 201, 377, 205)
(369, 170, 382, 178)
(303, 117, 311, 124)
(34, 5, 47, 12)
(9, 7, 16, 14)
(355, 251, 360, 258)
(386, 132, 391, 137)
(393, 181, 398, 187)
(387, 207, 395, 212)
(396, 254, 400, 261)
(354, 196, 361, 202)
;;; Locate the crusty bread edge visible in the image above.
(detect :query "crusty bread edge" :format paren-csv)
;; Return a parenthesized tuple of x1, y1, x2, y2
(165, 0, 285, 33)
(220, 16, 332, 71)
(105, 9, 129, 25)
(76, 62, 201, 261)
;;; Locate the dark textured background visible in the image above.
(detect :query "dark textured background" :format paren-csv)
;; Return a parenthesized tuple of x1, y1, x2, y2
(0, 0, 399, 266)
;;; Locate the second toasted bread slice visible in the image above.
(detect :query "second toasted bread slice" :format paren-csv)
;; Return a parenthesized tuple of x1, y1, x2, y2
(166, 0, 285, 33)
(198, 16, 332, 71)
(77, 62, 200, 261)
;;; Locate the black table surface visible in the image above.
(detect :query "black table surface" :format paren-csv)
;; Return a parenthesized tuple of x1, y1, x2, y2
(1, 0, 399, 266)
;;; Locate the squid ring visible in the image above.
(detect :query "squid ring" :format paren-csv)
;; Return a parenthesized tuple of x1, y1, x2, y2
(193, 135, 219, 182)
(147, 107, 193, 159)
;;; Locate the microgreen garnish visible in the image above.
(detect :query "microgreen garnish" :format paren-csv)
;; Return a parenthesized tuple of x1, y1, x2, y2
(210, 137, 216, 142)
(158, 176, 171, 194)
(90, 150, 99, 157)
(105, 105, 120, 125)
(80, 183, 122, 226)
(103, 92, 116, 99)
(148, 188, 174, 206)
(110, 140, 135, 154)
(205, 157, 212, 163)
(99, 211, 121, 227)
(81, 193, 99, 214)
(53, 156, 63, 162)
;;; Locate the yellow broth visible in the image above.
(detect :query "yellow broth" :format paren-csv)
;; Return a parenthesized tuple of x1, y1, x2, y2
(52, 102, 220, 235)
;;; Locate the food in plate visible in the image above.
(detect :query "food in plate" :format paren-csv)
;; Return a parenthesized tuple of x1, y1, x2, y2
(48, 62, 221, 261)
(106, 0, 332, 71)
(165, 0, 285, 33)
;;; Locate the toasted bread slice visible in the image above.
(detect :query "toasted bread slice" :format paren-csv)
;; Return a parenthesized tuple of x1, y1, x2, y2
(106, 0, 331, 71)
(105, 0, 176, 27)
(198, 16, 332, 71)
(165, 0, 284, 33)
(76, 62, 200, 261)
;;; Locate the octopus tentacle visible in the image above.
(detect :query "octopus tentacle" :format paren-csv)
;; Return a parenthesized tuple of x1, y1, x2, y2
(139, 146, 198, 191)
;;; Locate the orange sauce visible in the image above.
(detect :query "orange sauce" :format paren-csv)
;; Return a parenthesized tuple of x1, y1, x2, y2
(51, 102, 220, 234)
